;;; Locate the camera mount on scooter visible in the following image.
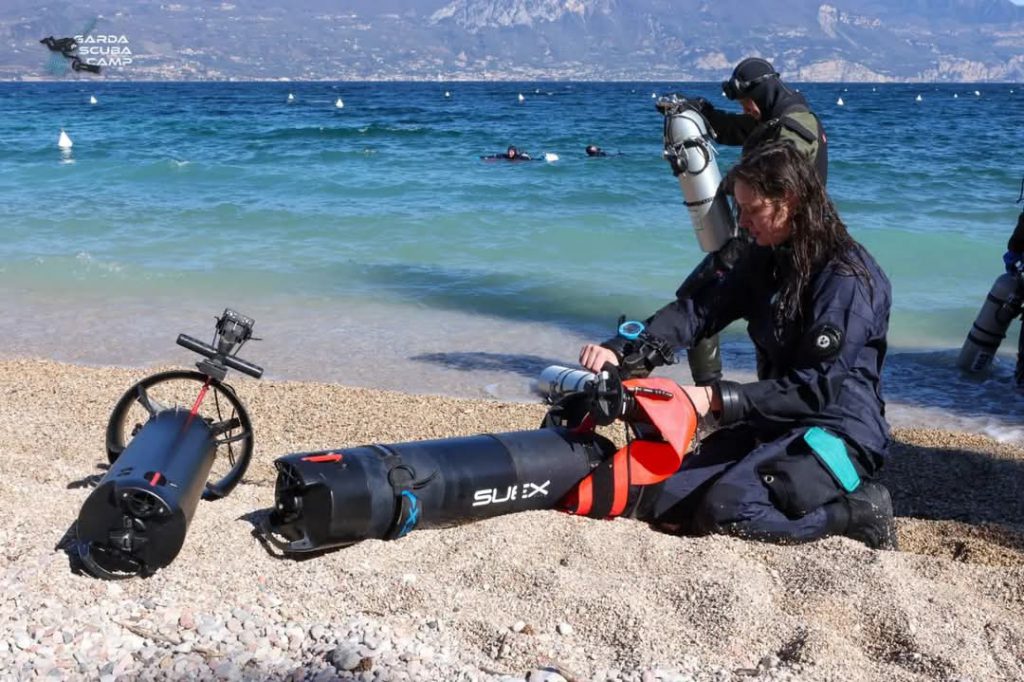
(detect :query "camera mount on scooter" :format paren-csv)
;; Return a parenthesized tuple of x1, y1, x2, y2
(176, 308, 263, 382)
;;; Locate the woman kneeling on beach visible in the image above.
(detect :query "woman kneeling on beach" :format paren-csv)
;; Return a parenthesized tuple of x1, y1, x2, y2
(580, 141, 897, 549)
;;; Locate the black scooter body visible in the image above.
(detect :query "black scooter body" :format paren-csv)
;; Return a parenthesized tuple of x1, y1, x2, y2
(265, 427, 615, 552)
(76, 410, 216, 577)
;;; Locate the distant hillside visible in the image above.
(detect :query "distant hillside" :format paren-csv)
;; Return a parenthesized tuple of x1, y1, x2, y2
(3, 0, 1023, 81)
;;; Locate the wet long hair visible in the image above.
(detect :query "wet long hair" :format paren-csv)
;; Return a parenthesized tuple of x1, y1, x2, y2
(725, 141, 871, 327)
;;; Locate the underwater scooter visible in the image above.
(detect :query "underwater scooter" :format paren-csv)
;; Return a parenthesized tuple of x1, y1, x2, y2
(259, 322, 696, 554)
(74, 309, 263, 578)
(957, 179, 1024, 385)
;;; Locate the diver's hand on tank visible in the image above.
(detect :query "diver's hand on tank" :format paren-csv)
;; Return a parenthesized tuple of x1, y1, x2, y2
(579, 344, 619, 374)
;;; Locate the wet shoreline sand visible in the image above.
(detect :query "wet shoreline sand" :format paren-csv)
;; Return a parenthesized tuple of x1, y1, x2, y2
(1, 358, 1023, 680)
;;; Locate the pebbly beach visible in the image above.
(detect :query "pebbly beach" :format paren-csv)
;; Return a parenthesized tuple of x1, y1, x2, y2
(1, 357, 1023, 681)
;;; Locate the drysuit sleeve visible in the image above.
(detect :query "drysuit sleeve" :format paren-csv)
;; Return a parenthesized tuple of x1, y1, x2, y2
(698, 102, 759, 146)
(642, 259, 753, 353)
(717, 265, 889, 431)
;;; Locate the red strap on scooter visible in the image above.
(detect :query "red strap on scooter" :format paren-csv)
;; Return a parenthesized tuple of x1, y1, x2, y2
(562, 377, 697, 518)
(300, 453, 344, 463)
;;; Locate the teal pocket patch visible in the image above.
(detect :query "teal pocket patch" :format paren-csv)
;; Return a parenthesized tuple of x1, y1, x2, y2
(803, 427, 861, 493)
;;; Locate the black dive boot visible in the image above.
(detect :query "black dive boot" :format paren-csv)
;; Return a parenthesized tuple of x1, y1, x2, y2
(842, 482, 899, 550)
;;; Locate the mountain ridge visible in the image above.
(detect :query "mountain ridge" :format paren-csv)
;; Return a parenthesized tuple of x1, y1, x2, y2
(3, 0, 1023, 82)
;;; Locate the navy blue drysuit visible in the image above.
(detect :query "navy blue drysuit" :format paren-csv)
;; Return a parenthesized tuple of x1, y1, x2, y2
(641, 242, 892, 542)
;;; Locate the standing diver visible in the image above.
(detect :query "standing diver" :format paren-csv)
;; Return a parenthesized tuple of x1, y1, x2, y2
(580, 142, 896, 550)
(672, 57, 828, 385)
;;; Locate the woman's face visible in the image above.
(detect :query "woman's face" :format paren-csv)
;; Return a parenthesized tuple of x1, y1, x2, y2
(734, 179, 793, 247)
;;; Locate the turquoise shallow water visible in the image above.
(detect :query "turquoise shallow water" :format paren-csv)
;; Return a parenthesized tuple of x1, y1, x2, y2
(1, 81, 1022, 439)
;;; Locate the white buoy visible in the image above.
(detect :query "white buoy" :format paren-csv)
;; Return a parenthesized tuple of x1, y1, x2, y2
(974, 90, 981, 97)
(544, 152, 559, 163)
(915, 94, 923, 102)
(58, 129, 73, 149)
(517, 93, 524, 102)
(836, 97, 844, 106)
(954, 93, 959, 99)
(89, 95, 97, 105)
(444, 90, 451, 98)
(872, 87, 876, 92)
(335, 97, 344, 109)
(287, 93, 294, 102)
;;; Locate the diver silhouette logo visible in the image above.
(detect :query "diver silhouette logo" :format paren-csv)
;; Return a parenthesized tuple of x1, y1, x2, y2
(40, 35, 101, 74)
(38, 17, 131, 76)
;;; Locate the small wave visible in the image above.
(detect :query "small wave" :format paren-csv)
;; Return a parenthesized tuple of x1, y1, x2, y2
(260, 123, 433, 142)
(75, 251, 123, 274)
(884, 349, 1024, 434)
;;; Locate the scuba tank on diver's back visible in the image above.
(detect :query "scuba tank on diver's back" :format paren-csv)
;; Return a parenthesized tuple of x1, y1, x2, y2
(656, 94, 738, 253)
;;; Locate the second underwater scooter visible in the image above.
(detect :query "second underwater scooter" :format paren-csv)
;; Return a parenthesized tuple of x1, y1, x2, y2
(74, 309, 262, 578)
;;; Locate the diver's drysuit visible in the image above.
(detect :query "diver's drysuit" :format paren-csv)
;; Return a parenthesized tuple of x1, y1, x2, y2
(699, 95, 828, 186)
(679, 61, 829, 385)
(627, 242, 893, 545)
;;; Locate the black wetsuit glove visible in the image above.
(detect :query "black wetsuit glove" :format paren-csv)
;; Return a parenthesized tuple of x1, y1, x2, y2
(690, 97, 711, 114)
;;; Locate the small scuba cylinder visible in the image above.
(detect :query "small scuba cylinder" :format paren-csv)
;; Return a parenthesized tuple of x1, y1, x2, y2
(957, 272, 1024, 373)
(535, 365, 597, 397)
(75, 410, 217, 578)
(263, 427, 615, 553)
(661, 102, 737, 253)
